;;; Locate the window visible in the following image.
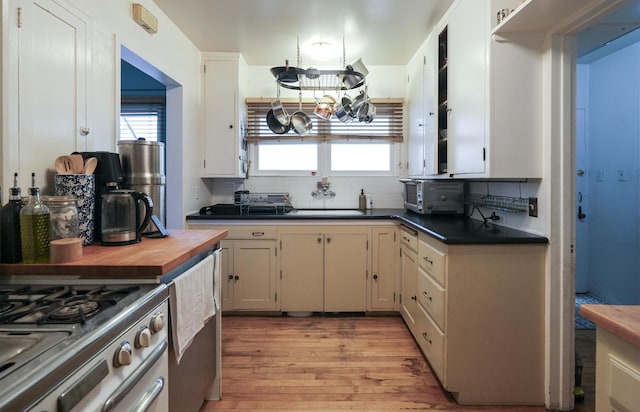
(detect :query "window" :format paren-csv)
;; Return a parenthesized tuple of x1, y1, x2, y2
(120, 97, 166, 142)
(331, 142, 391, 171)
(258, 143, 318, 171)
(246, 98, 402, 175)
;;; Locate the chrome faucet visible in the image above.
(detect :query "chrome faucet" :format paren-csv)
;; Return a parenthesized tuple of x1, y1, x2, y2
(312, 180, 335, 198)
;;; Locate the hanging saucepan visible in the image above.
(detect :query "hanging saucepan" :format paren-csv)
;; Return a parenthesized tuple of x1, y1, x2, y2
(291, 92, 312, 136)
(358, 101, 376, 123)
(271, 83, 289, 126)
(342, 58, 369, 89)
(350, 88, 369, 118)
(267, 109, 291, 134)
(313, 94, 336, 121)
(333, 94, 354, 123)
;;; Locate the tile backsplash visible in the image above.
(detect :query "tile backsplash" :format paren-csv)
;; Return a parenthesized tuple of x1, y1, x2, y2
(205, 175, 405, 210)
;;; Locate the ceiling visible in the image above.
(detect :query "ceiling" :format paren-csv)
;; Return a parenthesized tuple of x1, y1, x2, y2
(152, 0, 454, 67)
(576, 0, 640, 61)
(152, 0, 640, 67)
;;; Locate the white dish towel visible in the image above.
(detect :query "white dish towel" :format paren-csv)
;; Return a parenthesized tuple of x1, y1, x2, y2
(170, 252, 217, 363)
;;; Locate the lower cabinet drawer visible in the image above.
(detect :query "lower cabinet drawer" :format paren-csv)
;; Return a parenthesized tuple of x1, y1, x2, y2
(415, 303, 445, 382)
(418, 267, 445, 330)
(226, 226, 277, 239)
(418, 236, 446, 286)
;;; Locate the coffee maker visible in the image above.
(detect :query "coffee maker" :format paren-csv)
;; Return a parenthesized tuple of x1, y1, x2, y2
(75, 151, 124, 241)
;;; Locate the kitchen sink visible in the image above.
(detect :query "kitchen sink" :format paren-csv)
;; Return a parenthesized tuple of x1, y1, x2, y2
(288, 209, 364, 216)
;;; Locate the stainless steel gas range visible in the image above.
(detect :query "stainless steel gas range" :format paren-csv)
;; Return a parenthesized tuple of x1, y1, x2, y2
(0, 282, 169, 411)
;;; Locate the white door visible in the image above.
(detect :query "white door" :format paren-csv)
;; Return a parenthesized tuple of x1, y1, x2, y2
(18, 0, 88, 193)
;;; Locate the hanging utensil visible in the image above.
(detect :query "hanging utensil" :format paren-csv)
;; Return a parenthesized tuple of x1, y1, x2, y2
(291, 91, 312, 136)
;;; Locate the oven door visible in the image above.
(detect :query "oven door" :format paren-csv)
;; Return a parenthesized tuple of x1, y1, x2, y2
(102, 342, 169, 412)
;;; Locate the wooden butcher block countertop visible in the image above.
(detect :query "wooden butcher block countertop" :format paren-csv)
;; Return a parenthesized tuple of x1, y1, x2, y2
(580, 304, 640, 348)
(0, 229, 227, 281)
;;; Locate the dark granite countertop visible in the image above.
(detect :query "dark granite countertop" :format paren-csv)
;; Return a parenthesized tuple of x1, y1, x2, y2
(186, 208, 548, 245)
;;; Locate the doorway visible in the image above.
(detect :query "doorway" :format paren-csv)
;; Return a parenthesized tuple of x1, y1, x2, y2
(120, 46, 184, 230)
(574, 2, 640, 308)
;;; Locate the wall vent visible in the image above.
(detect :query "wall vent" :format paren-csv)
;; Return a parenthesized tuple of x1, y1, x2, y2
(133, 3, 158, 34)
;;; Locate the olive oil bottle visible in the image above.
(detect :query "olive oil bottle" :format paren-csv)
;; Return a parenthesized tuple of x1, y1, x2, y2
(1, 173, 24, 263)
(20, 173, 50, 263)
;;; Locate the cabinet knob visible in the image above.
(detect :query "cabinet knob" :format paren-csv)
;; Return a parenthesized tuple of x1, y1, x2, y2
(229, 124, 233, 129)
(234, 275, 240, 281)
(411, 295, 417, 301)
(228, 274, 234, 280)
(326, 237, 331, 243)
(317, 237, 322, 243)
(422, 332, 432, 344)
(373, 274, 378, 280)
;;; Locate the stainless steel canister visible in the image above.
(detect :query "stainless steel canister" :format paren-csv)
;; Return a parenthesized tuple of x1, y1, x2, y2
(117, 139, 165, 234)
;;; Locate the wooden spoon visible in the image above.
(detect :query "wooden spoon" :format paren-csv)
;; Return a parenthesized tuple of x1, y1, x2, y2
(69, 154, 85, 174)
(83, 157, 97, 175)
(54, 156, 74, 174)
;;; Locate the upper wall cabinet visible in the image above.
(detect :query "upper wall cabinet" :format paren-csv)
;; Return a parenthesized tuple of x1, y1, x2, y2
(409, 0, 542, 179)
(407, 32, 437, 178)
(202, 53, 248, 179)
(5, 0, 93, 193)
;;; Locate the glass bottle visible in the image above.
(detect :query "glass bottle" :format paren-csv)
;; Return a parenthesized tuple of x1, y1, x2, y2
(20, 173, 50, 263)
(1, 173, 23, 263)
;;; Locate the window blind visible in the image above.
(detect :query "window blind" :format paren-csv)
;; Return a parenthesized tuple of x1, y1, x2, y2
(246, 98, 403, 142)
(120, 97, 166, 142)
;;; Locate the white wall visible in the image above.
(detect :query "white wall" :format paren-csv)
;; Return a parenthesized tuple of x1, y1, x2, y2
(577, 43, 640, 304)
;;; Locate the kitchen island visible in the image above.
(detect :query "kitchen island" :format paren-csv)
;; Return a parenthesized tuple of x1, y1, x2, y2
(580, 305, 640, 412)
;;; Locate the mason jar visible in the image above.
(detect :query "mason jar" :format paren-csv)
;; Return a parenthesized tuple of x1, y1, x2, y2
(43, 195, 79, 240)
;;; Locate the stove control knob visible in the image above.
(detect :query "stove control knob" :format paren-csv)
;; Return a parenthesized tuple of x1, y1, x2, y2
(135, 326, 152, 348)
(114, 341, 133, 368)
(149, 312, 166, 334)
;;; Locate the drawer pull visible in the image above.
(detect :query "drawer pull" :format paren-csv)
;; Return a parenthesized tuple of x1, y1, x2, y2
(402, 236, 411, 242)
(252, 231, 265, 237)
(422, 291, 432, 301)
(422, 332, 432, 344)
(423, 256, 433, 265)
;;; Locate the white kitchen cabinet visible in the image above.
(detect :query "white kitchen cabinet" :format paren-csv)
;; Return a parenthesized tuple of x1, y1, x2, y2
(6, 0, 92, 193)
(279, 226, 369, 313)
(369, 225, 398, 311)
(196, 225, 278, 311)
(279, 233, 324, 312)
(425, 0, 542, 178)
(202, 53, 248, 178)
(406, 231, 546, 404)
(399, 225, 419, 332)
(406, 32, 437, 178)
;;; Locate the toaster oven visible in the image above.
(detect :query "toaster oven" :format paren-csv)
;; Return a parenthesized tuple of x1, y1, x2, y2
(400, 179, 464, 214)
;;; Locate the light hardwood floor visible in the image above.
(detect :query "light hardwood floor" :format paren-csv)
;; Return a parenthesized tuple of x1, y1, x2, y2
(200, 315, 595, 412)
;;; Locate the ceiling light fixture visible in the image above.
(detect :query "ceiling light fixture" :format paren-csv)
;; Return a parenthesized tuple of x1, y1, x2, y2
(306, 41, 339, 61)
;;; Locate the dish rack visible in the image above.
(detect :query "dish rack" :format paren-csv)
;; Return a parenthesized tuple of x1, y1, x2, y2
(236, 192, 293, 214)
(465, 193, 528, 213)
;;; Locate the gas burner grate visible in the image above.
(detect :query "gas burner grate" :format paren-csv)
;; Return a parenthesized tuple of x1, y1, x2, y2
(0, 285, 140, 325)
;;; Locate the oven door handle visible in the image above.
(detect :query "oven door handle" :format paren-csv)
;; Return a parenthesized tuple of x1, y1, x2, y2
(130, 377, 165, 412)
(102, 340, 168, 412)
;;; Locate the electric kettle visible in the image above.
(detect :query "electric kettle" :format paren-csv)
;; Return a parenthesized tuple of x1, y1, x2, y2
(100, 190, 153, 246)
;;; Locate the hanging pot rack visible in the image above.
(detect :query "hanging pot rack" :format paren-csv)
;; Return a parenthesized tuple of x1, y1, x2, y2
(270, 36, 367, 91)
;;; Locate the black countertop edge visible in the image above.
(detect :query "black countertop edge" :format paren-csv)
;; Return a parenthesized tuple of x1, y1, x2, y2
(186, 209, 549, 245)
